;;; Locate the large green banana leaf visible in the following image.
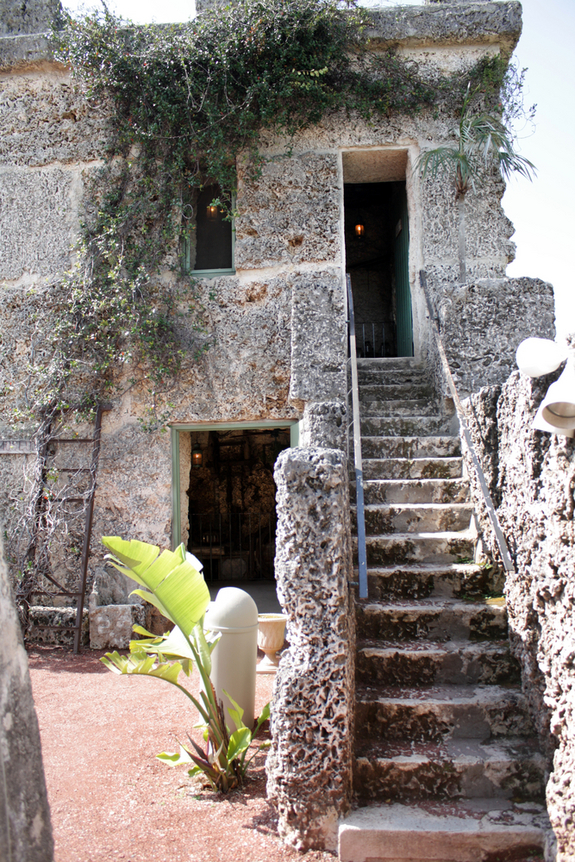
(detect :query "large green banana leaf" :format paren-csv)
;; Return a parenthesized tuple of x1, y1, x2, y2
(102, 536, 210, 635)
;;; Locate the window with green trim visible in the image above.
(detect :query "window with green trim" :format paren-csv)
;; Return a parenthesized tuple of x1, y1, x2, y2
(181, 183, 235, 277)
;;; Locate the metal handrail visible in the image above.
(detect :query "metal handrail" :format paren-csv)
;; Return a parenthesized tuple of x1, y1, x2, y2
(346, 275, 368, 598)
(419, 270, 515, 574)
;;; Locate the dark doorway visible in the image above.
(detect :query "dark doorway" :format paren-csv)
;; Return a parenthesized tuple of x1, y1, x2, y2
(344, 181, 413, 357)
(186, 427, 290, 582)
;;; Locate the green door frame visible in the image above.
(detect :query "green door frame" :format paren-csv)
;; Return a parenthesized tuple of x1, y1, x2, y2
(170, 419, 301, 549)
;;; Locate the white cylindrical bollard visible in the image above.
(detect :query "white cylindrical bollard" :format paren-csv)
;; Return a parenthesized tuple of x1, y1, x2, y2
(204, 587, 258, 731)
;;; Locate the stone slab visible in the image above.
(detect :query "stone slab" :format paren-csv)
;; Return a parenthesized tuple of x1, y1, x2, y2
(338, 799, 548, 862)
(89, 603, 144, 650)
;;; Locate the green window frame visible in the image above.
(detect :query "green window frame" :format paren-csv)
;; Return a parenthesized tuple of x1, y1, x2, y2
(181, 185, 236, 279)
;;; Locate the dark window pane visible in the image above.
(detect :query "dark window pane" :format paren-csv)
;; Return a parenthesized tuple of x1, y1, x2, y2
(194, 184, 232, 271)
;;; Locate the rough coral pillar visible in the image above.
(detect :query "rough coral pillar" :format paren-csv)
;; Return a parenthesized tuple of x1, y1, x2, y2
(0, 534, 54, 862)
(267, 447, 354, 852)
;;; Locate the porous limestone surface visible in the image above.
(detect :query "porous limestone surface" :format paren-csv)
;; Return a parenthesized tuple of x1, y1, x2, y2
(289, 270, 347, 405)
(339, 799, 549, 862)
(235, 152, 340, 270)
(435, 277, 555, 397)
(463, 369, 575, 860)
(0, 70, 110, 166)
(300, 400, 347, 451)
(267, 447, 354, 852)
(0, 534, 54, 862)
(0, 166, 77, 278)
(0, 0, 60, 36)
(89, 604, 144, 650)
(27, 606, 89, 646)
(367, 1, 521, 54)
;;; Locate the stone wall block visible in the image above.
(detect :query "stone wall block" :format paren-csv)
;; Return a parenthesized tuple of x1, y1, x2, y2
(0, 74, 110, 166)
(301, 400, 347, 450)
(367, 1, 521, 51)
(267, 447, 354, 851)
(0, 167, 76, 278)
(89, 604, 145, 650)
(235, 153, 340, 269)
(0, 533, 54, 862)
(289, 271, 347, 405)
(161, 275, 293, 423)
(0, 0, 61, 36)
(436, 277, 555, 396)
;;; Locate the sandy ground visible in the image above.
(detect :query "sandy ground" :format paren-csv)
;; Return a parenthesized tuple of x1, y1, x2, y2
(28, 646, 335, 862)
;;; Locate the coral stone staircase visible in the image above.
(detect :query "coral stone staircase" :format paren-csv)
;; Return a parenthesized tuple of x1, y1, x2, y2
(339, 357, 549, 862)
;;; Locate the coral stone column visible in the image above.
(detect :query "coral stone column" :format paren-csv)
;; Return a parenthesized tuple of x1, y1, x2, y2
(0, 534, 54, 862)
(267, 447, 354, 852)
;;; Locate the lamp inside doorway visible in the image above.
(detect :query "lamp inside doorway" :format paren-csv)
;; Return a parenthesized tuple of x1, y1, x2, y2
(192, 445, 203, 467)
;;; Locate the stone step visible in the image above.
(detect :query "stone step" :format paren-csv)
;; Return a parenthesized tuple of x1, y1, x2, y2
(363, 457, 463, 480)
(362, 532, 475, 566)
(357, 358, 424, 372)
(353, 737, 546, 803)
(360, 478, 469, 505)
(364, 563, 500, 601)
(361, 416, 453, 437)
(338, 799, 549, 862)
(356, 640, 520, 686)
(355, 683, 533, 743)
(359, 399, 441, 417)
(358, 372, 431, 389)
(357, 503, 473, 534)
(355, 598, 507, 642)
(362, 436, 461, 459)
(359, 382, 434, 401)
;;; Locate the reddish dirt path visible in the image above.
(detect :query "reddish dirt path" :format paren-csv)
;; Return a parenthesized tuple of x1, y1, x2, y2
(28, 646, 334, 862)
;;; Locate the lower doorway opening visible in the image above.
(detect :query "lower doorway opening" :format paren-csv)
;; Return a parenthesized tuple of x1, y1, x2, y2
(186, 427, 291, 584)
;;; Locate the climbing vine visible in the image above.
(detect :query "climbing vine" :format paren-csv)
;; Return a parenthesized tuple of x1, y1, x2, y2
(34, 0, 514, 418)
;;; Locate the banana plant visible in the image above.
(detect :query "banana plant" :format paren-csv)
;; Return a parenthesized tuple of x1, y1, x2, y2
(100, 536, 269, 791)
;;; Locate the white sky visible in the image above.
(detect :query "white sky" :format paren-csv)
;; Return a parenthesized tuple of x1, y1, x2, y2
(63, 0, 575, 339)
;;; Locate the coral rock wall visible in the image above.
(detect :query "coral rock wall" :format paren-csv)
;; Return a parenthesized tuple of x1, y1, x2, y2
(465, 369, 575, 861)
(0, 535, 54, 861)
(267, 447, 354, 851)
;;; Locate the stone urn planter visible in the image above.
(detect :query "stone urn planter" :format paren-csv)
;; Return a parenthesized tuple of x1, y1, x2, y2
(256, 613, 288, 673)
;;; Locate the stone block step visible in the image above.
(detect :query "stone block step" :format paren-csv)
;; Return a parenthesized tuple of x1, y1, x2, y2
(355, 683, 533, 743)
(338, 799, 549, 862)
(362, 532, 475, 566)
(355, 598, 507, 642)
(353, 737, 546, 803)
(364, 564, 500, 601)
(356, 640, 520, 686)
(357, 503, 473, 534)
(361, 416, 453, 437)
(362, 436, 461, 459)
(360, 399, 441, 418)
(360, 478, 469, 505)
(357, 358, 424, 372)
(358, 373, 430, 389)
(359, 382, 434, 401)
(363, 457, 463, 480)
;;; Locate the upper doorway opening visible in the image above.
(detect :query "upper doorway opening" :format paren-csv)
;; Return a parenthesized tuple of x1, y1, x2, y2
(342, 150, 413, 358)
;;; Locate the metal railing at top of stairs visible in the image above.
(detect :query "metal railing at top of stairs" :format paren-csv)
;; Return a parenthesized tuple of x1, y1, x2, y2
(419, 270, 515, 574)
(346, 274, 368, 599)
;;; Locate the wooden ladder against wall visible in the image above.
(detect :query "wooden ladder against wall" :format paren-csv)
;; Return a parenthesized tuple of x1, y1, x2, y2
(16, 404, 110, 653)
